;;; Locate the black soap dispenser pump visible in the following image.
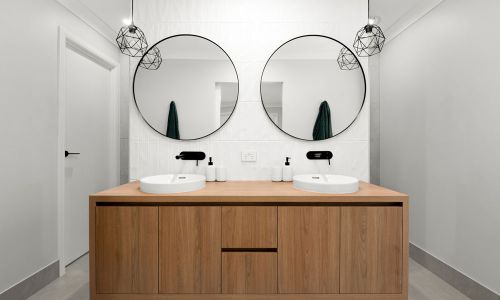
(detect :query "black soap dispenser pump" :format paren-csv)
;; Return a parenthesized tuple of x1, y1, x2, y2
(206, 157, 215, 182)
(283, 157, 293, 182)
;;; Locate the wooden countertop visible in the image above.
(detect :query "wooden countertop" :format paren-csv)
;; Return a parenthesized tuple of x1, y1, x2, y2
(90, 181, 408, 204)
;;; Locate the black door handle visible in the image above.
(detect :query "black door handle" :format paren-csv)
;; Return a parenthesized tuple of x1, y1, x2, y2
(65, 150, 80, 157)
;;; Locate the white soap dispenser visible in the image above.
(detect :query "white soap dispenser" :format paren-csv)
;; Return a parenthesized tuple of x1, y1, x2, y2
(282, 157, 293, 182)
(206, 157, 216, 182)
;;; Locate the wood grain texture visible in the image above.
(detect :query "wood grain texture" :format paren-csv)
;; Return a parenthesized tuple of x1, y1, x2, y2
(90, 181, 408, 203)
(402, 201, 409, 299)
(222, 206, 277, 248)
(340, 207, 403, 294)
(95, 206, 158, 294)
(278, 207, 340, 294)
(89, 181, 409, 300)
(94, 294, 407, 300)
(222, 252, 277, 294)
(89, 201, 96, 298)
(159, 206, 221, 294)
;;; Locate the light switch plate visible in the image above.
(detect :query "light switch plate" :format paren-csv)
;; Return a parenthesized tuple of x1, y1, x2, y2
(241, 151, 257, 162)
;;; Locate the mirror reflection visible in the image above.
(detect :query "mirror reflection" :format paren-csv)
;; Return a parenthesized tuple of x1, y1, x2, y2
(261, 35, 366, 140)
(133, 35, 238, 140)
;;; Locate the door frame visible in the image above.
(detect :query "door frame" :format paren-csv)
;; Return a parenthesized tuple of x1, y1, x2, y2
(57, 26, 120, 276)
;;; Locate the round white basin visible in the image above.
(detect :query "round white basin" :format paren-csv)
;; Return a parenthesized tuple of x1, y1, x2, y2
(140, 174, 206, 194)
(293, 174, 359, 194)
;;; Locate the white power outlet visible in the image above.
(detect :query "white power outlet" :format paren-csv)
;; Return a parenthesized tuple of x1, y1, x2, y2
(241, 151, 257, 162)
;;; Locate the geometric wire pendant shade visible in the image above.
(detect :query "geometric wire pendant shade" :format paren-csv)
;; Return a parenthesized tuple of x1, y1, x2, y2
(139, 46, 162, 70)
(337, 47, 360, 70)
(353, 24, 385, 57)
(116, 0, 148, 57)
(353, 0, 385, 57)
(116, 25, 148, 57)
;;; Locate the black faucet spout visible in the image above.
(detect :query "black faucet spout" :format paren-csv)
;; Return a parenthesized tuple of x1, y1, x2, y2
(306, 151, 333, 165)
(175, 151, 206, 166)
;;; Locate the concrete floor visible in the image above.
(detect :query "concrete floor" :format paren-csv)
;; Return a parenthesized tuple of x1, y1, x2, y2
(28, 255, 470, 300)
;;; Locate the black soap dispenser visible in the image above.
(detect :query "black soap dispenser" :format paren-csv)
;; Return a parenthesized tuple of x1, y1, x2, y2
(283, 157, 293, 181)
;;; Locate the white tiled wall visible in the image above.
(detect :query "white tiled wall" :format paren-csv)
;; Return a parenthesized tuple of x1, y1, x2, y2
(129, 0, 370, 181)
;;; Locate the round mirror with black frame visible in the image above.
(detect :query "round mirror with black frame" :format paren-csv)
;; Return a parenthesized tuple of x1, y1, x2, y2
(260, 35, 366, 141)
(133, 34, 239, 140)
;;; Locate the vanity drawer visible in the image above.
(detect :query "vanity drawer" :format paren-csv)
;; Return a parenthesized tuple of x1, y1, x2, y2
(222, 206, 277, 248)
(222, 252, 277, 294)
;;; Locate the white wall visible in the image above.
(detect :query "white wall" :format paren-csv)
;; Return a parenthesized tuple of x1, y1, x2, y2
(0, 0, 120, 293)
(263, 59, 365, 139)
(134, 59, 237, 139)
(380, 0, 500, 293)
(120, 55, 131, 184)
(130, 0, 370, 180)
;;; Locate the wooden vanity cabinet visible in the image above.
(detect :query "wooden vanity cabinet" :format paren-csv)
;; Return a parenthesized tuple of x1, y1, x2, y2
(90, 181, 408, 300)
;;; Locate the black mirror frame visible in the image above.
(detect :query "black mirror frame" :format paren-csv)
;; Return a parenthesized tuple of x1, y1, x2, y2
(260, 34, 367, 141)
(132, 34, 240, 140)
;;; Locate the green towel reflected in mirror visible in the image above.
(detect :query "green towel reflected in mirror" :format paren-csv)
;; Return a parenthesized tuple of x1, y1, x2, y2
(166, 101, 180, 139)
(312, 101, 333, 140)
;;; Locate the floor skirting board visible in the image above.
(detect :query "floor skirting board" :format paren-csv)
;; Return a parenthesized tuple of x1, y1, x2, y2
(410, 243, 500, 300)
(3, 247, 499, 300)
(0, 261, 59, 300)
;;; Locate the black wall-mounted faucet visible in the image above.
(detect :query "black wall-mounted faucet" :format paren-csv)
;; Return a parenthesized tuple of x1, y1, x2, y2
(175, 151, 206, 166)
(306, 151, 333, 165)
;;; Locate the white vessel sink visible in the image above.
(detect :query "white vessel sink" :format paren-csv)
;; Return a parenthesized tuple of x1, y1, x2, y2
(140, 174, 206, 194)
(293, 174, 359, 194)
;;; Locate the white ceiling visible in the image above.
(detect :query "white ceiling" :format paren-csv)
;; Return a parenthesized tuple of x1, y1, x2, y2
(77, 0, 440, 37)
(79, 0, 129, 31)
(371, 0, 441, 30)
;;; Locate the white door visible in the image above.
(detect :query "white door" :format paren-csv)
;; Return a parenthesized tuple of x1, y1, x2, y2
(63, 47, 116, 266)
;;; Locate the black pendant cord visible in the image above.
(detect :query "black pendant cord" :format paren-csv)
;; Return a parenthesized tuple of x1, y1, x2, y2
(131, 0, 135, 26)
(116, 0, 148, 57)
(368, 0, 370, 22)
(365, 0, 373, 31)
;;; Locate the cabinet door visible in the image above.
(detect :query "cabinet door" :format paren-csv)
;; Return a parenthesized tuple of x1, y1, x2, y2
(340, 207, 402, 294)
(278, 207, 340, 293)
(222, 252, 277, 293)
(159, 206, 221, 293)
(95, 206, 158, 294)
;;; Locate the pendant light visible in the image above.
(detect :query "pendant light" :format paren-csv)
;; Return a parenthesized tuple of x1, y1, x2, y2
(337, 47, 360, 70)
(353, 0, 385, 57)
(116, 0, 148, 57)
(139, 46, 162, 70)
